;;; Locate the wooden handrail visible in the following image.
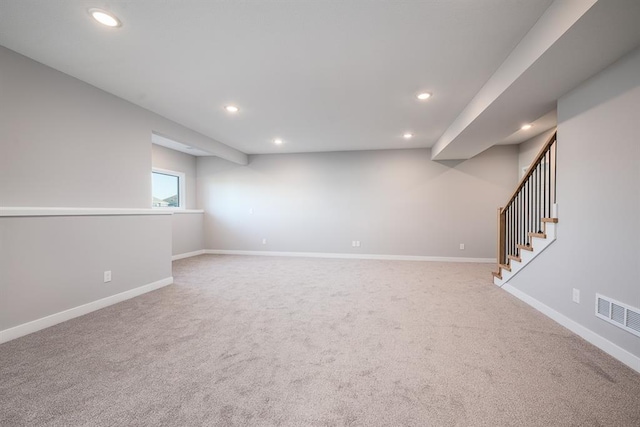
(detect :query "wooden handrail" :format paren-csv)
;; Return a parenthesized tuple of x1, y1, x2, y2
(501, 130, 557, 214)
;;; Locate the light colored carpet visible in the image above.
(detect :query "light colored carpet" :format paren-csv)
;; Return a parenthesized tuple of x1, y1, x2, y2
(1, 255, 639, 426)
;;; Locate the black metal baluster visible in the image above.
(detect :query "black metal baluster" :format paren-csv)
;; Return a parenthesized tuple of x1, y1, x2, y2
(511, 205, 514, 255)
(538, 163, 541, 232)
(548, 147, 551, 217)
(532, 173, 535, 235)
(520, 187, 523, 246)
(509, 206, 513, 253)
(525, 177, 531, 246)
(505, 206, 508, 261)
(554, 139, 557, 205)
(522, 181, 529, 245)
(532, 174, 536, 234)
(521, 191, 524, 247)
(508, 206, 511, 257)
(535, 164, 538, 231)
(516, 195, 519, 252)
(523, 180, 526, 245)
(512, 204, 515, 255)
(509, 206, 512, 257)
(543, 150, 547, 219)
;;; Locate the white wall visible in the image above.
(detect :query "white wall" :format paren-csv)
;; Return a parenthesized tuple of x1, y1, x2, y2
(509, 47, 640, 358)
(198, 145, 519, 259)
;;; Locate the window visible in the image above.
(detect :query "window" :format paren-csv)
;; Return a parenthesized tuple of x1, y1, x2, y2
(152, 168, 185, 209)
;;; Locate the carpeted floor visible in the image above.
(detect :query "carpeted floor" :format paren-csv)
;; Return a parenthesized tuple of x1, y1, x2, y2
(1, 255, 639, 426)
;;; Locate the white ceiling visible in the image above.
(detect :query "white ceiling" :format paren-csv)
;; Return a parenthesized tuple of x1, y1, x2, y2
(0, 0, 555, 155)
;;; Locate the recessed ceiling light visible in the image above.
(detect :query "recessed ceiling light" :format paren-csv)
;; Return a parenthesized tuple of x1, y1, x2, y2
(521, 124, 532, 130)
(416, 92, 432, 100)
(403, 133, 413, 139)
(225, 105, 239, 113)
(88, 8, 121, 27)
(273, 138, 283, 145)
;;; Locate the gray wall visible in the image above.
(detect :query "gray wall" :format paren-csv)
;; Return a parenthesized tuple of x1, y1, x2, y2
(198, 146, 519, 258)
(518, 128, 556, 179)
(0, 215, 172, 331)
(151, 144, 204, 256)
(0, 46, 221, 333)
(0, 46, 246, 209)
(171, 213, 204, 256)
(509, 47, 640, 357)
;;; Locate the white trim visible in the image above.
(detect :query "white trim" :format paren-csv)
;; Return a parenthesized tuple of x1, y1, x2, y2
(204, 249, 495, 263)
(502, 283, 640, 374)
(0, 207, 173, 217)
(172, 250, 205, 261)
(173, 209, 204, 214)
(0, 277, 173, 344)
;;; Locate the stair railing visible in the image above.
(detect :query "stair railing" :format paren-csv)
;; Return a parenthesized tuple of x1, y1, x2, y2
(497, 131, 557, 265)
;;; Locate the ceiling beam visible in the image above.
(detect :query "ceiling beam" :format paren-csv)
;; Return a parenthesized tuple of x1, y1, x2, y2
(431, 0, 599, 160)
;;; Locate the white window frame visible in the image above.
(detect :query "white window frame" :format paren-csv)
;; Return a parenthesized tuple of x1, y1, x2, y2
(151, 168, 186, 210)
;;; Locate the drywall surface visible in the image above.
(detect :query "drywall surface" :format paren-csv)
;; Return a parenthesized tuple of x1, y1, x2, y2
(518, 128, 556, 179)
(0, 47, 212, 338)
(151, 144, 198, 209)
(509, 47, 640, 358)
(198, 146, 518, 259)
(0, 46, 246, 209)
(172, 212, 204, 256)
(431, 0, 596, 159)
(150, 145, 203, 255)
(0, 214, 172, 331)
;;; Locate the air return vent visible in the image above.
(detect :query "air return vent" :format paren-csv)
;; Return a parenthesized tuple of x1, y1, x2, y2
(595, 294, 640, 338)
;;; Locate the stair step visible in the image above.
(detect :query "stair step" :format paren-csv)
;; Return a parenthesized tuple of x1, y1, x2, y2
(528, 232, 546, 239)
(499, 263, 511, 272)
(542, 218, 558, 223)
(517, 244, 533, 252)
(492, 271, 502, 280)
(508, 255, 522, 263)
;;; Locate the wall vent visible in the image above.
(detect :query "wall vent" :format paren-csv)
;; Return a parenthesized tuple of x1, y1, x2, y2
(595, 294, 640, 338)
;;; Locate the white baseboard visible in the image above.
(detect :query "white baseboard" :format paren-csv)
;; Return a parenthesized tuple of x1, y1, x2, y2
(204, 249, 495, 263)
(502, 283, 640, 374)
(172, 249, 205, 261)
(0, 277, 173, 344)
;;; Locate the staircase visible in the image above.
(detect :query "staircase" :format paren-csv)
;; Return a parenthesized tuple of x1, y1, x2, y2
(493, 131, 558, 287)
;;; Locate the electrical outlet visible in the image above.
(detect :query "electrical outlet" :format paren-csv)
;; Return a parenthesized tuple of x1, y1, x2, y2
(352, 241, 356, 247)
(104, 271, 112, 283)
(262, 238, 267, 245)
(572, 288, 580, 304)
(356, 241, 361, 247)
(459, 243, 465, 250)
(249, 208, 254, 215)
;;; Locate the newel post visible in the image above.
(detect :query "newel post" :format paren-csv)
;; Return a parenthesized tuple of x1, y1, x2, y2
(497, 207, 506, 265)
